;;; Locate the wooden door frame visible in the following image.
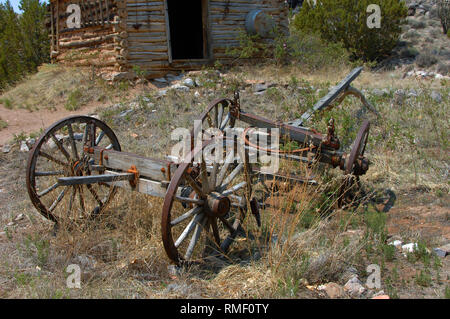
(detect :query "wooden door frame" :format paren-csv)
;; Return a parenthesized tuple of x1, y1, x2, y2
(164, 0, 211, 64)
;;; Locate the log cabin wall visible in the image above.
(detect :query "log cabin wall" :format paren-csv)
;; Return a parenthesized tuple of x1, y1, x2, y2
(125, 0, 169, 77)
(209, 0, 289, 62)
(49, 0, 289, 78)
(49, 0, 122, 73)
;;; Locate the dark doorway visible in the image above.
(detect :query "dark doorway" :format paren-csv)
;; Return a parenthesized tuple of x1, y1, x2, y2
(167, 0, 205, 60)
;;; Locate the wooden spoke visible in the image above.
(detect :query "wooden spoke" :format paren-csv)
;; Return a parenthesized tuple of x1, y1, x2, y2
(174, 213, 204, 248)
(68, 186, 76, 214)
(210, 217, 221, 246)
(170, 207, 203, 226)
(49, 188, 68, 212)
(35, 171, 65, 177)
(185, 216, 207, 260)
(217, 104, 224, 128)
(77, 185, 86, 212)
(222, 181, 247, 196)
(81, 124, 89, 157)
(86, 184, 103, 206)
(95, 131, 105, 146)
(37, 182, 59, 198)
(184, 172, 205, 197)
(220, 163, 243, 189)
(200, 158, 209, 193)
(219, 216, 236, 234)
(216, 151, 234, 187)
(211, 161, 218, 191)
(39, 151, 68, 167)
(67, 123, 79, 160)
(220, 113, 230, 130)
(174, 196, 204, 205)
(50, 133, 71, 162)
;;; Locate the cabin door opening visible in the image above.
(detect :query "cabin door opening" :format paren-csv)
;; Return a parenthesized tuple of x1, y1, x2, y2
(167, 0, 206, 60)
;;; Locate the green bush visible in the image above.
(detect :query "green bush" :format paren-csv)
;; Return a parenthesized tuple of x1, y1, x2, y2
(437, 0, 450, 34)
(293, 0, 407, 61)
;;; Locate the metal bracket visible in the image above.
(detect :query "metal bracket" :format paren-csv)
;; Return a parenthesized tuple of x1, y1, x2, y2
(127, 165, 139, 188)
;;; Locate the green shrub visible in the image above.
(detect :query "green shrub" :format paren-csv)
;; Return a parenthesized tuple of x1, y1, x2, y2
(279, 30, 349, 71)
(437, 0, 450, 34)
(293, 0, 407, 61)
(416, 52, 438, 67)
(0, 117, 7, 130)
(64, 89, 83, 111)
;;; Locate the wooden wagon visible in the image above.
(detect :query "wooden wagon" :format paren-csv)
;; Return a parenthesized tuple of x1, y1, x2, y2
(26, 67, 376, 264)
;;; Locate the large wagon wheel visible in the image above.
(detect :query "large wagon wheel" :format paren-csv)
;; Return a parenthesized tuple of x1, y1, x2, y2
(161, 139, 255, 265)
(338, 120, 370, 207)
(26, 116, 121, 225)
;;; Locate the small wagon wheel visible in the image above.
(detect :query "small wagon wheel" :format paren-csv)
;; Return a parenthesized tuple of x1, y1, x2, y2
(338, 120, 370, 207)
(26, 116, 121, 224)
(161, 139, 254, 265)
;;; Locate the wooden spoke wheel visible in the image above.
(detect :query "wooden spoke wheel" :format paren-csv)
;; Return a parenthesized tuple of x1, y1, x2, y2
(161, 139, 254, 264)
(194, 98, 236, 141)
(338, 120, 370, 207)
(26, 116, 121, 224)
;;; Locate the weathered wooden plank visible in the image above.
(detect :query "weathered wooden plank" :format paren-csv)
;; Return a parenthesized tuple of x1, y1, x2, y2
(58, 173, 134, 186)
(92, 148, 176, 182)
(104, 170, 169, 198)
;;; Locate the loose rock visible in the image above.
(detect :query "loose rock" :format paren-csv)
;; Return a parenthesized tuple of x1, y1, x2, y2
(344, 276, 366, 297)
(2, 144, 11, 153)
(20, 141, 29, 152)
(430, 91, 442, 103)
(183, 78, 196, 88)
(318, 282, 347, 299)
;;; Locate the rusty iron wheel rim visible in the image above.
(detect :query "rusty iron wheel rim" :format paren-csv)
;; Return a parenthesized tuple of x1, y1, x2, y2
(338, 120, 370, 207)
(345, 120, 370, 175)
(161, 139, 253, 265)
(26, 116, 121, 224)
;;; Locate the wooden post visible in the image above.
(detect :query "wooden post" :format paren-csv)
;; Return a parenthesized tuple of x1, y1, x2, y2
(163, 0, 172, 63)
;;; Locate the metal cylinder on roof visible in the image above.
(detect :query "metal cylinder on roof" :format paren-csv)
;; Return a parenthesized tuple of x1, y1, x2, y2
(245, 9, 275, 38)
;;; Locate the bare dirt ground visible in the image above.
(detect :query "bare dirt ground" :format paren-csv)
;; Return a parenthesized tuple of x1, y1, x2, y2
(0, 65, 448, 299)
(0, 104, 102, 145)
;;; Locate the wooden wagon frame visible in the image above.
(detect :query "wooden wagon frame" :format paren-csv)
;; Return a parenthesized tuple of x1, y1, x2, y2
(26, 67, 377, 264)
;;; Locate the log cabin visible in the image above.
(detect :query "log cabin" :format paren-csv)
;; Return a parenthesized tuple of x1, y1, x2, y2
(48, 0, 289, 80)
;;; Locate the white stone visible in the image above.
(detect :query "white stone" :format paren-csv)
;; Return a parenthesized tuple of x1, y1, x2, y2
(170, 84, 190, 92)
(402, 242, 418, 253)
(183, 78, 195, 88)
(20, 141, 29, 152)
(389, 240, 403, 247)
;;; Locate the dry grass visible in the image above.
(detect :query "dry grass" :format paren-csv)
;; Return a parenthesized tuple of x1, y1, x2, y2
(0, 64, 131, 112)
(0, 62, 449, 299)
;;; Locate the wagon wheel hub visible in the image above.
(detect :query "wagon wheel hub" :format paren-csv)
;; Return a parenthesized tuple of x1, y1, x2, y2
(206, 193, 231, 218)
